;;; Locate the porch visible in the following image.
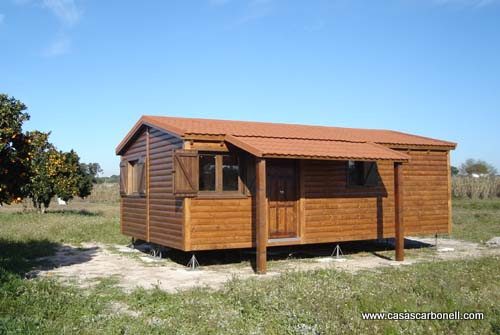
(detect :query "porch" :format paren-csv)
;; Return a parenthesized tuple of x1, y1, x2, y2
(222, 135, 410, 274)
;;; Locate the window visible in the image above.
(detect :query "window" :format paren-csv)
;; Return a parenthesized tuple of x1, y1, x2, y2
(122, 157, 146, 196)
(222, 154, 239, 191)
(129, 160, 140, 193)
(199, 154, 216, 191)
(173, 150, 242, 196)
(197, 152, 240, 194)
(347, 161, 378, 187)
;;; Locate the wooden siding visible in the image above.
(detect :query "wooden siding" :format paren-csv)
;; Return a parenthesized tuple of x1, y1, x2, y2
(189, 198, 254, 250)
(188, 149, 451, 250)
(120, 129, 451, 251)
(301, 150, 450, 243)
(301, 160, 395, 243)
(401, 150, 450, 235)
(121, 129, 148, 240)
(147, 128, 184, 249)
(120, 127, 184, 248)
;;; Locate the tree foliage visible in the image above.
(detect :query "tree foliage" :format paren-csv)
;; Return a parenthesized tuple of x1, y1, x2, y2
(24, 131, 54, 211)
(0, 94, 31, 204)
(451, 166, 459, 176)
(26, 132, 97, 212)
(460, 159, 497, 176)
(1, 93, 99, 211)
(78, 162, 102, 199)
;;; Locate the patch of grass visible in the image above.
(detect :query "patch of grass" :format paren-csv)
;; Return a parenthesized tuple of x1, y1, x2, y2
(0, 272, 143, 335)
(1, 256, 498, 334)
(1, 198, 499, 333)
(0, 203, 128, 246)
(454, 198, 500, 211)
(452, 198, 500, 243)
(0, 239, 59, 277)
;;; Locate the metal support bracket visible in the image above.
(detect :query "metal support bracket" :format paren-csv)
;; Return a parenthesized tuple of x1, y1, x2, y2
(187, 254, 200, 270)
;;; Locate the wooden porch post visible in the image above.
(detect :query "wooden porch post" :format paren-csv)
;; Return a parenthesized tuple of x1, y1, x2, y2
(255, 157, 267, 274)
(394, 162, 405, 261)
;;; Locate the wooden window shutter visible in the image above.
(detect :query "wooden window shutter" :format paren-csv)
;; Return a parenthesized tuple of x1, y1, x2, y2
(119, 161, 128, 195)
(137, 157, 147, 195)
(173, 150, 199, 196)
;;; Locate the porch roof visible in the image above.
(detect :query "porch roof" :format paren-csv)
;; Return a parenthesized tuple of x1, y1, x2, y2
(226, 135, 410, 161)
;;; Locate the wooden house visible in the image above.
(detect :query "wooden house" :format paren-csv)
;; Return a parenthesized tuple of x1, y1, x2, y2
(116, 116, 456, 273)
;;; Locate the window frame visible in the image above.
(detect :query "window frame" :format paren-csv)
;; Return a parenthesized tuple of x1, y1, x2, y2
(198, 153, 217, 192)
(124, 155, 146, 197)
(346, 160, 379, 188)
(128, 159, 139, 194)
(197, 151, 244, 198)
(221, 153, 240, 192)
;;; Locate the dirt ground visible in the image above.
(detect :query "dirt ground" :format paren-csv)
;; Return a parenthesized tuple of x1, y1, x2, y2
(31, 237, 500, 293)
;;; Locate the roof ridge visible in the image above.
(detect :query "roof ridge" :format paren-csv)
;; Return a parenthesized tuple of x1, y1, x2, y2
(146, 114, 391, 133)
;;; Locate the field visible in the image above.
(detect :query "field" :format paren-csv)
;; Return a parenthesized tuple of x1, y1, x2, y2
(452, 199, 500, 243)
(0, 197, 499, 334)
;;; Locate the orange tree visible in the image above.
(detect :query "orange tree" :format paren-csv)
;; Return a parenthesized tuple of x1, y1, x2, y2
(0, 94, 31, 204)
(26, 131, 91, 213)
(1, 93, 95, 210)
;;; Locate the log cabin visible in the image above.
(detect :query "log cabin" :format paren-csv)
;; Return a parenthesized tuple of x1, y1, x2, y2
(116, 116, 456, 273)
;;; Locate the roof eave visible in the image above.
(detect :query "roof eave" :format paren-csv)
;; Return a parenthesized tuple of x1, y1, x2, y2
(225, 134, 263, 157)
(383, 143, 457, 150)
(260, 154, 409, 162)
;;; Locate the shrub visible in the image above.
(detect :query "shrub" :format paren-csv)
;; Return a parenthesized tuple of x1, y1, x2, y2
(452, 176, 500, 199)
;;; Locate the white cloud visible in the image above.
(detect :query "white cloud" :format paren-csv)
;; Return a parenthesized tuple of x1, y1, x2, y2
(12, 0, 81, 56)
(42, 0, 81, 26)
(43, 34, 71, 57)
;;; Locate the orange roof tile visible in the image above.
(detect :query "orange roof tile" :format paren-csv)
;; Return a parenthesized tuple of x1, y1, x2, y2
(116, 115, 456, 159)
(142, 115, 455, 146)
(226, 135, 410, 161)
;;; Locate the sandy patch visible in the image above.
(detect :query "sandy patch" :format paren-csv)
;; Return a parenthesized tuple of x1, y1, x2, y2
(33, 243, 278, 292)
(31, 237, 500, 293)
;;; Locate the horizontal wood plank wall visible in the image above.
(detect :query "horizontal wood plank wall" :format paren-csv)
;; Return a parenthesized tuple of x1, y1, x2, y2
(189, 198, 254, 250)
(187, 149, 450, 251)
(148, 128, 184, 249)
(400, 149, 449, 235)
(302, 160, 395, 243)
(121, 129, 148, 240)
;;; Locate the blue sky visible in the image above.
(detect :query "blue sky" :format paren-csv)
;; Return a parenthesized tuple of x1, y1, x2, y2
(1, 0, 499, 176)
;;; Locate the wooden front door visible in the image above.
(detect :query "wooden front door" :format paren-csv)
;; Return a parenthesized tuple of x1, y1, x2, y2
(267, 160, 298, 239)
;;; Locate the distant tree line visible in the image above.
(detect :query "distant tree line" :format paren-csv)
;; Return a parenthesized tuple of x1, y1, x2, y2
(451, 159, 497, 177)
(78, 164, 119, 184)
(451, 159, 499, 199)
(0, 94, 101, 212)
(95, 175, 119, 184)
